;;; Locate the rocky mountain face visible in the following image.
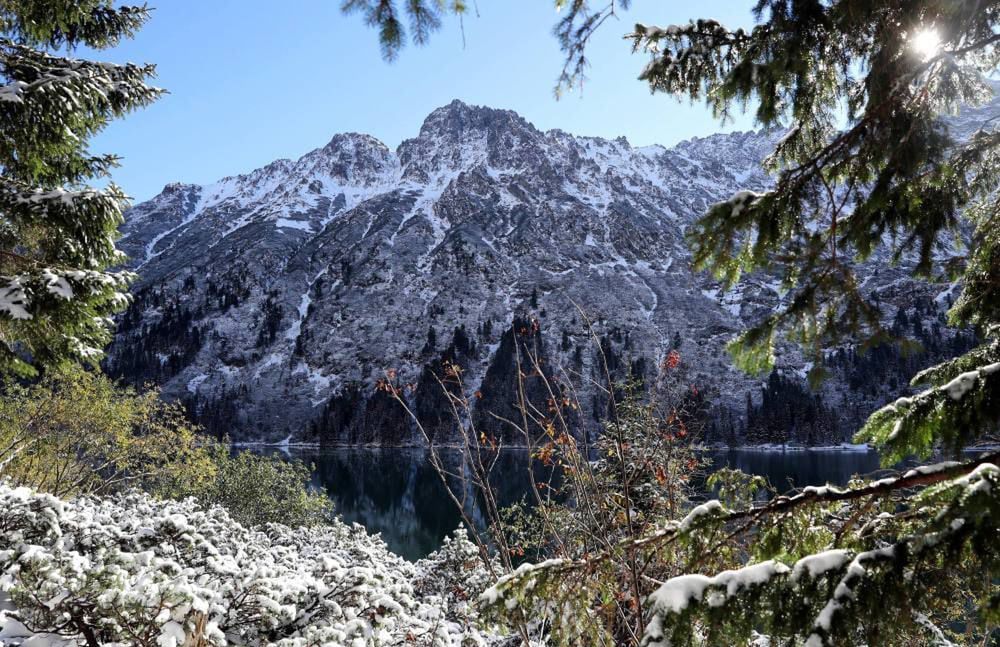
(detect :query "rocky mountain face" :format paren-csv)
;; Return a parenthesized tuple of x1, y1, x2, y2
(107, 98, 988, 444)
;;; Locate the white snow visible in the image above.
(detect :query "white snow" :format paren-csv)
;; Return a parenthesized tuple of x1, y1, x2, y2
(275, 217, 314, 232)
(901, 461, 963, 479)
(41, 269, 73, 300)
(0, 278, 31, 320)
(0, 80, 27, 103)
(939, 362, 1000, 401)
(649, 574, 713, 612)
(648, 560, 789, 614)
(941, 370, 981, 400)
(284, 289, 313, 342)
(715, 190, 767, 217)
(157, 620, 186, 647)
(253, 352, 283, 379)
(0, 483, 496, 646)
(934, 281, 961, 307)
(677, 500, 725, 532)
(479, 558, 566, 607)
(791, 550, 851, 582)
(304, 366, 333, 406)
(186, 373, 208, 394)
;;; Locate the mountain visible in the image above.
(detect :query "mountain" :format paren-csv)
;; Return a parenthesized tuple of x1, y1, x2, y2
(106, 98, 988, 444)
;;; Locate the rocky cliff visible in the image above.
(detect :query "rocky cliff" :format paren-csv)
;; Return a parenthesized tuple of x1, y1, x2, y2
(107, 98, 988, 444)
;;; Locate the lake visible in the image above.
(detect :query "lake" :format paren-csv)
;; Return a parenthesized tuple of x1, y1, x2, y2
(280, 447, 885, 560)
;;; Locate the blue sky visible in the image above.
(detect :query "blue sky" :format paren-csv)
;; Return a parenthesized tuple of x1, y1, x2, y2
(91, 1, 759, 202)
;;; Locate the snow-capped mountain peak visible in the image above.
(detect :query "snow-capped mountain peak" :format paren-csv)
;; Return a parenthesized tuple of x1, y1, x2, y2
(107, 97, 992, 443)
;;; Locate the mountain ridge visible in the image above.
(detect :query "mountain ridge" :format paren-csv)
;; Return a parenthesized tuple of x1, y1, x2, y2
(106, 98, 984, 444)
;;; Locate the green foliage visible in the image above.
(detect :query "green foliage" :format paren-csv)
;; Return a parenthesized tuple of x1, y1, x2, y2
(0, 0, 162, 376)
(0, 367, 332, 528)
(346, 2, 1000, 644)
(340, 0, 468, 60)
(0, 367, 215, 497)
(627, 0, 1000, 459)
(706, 467, 768, 510)
(857, 335, 1000, 464)
(551, 0, 632, 94)
(642, 463, 1000, 647)
(0, 0, 149, 48)
(744, 369, 838, 445)
(168, 448, 334, 528)
(483, 458, 1000, 646)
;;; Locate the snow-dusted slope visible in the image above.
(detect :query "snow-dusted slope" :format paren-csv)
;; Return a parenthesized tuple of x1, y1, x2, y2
(108, 97, 993, 443)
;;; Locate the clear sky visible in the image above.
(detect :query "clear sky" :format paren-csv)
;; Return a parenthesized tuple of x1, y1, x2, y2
(90, 1, 760, 203)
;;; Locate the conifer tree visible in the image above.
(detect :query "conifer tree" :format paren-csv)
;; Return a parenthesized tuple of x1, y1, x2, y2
(628, 3, 1000, 462)
(351, 1, 1000, 644)
(0, 1, 161, 376)
(340, 0, 465, 60)
(489, 4, 1000, 645)
(343, 0, 633, 93)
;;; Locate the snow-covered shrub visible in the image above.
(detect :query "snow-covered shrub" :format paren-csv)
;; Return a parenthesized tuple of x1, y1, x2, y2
(412, 529, 494, 631)
(0, 484, 502, 646)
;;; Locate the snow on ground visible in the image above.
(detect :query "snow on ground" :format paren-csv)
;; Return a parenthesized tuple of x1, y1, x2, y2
(252, 352, 283, 379)
(275, 217, 313, 232)
(0, 596, 75, 646)
(732, 443, 872, 452)
(284, 287, 314, 342)
(186, 372, 208, 394)
(140, 195, 203, 267)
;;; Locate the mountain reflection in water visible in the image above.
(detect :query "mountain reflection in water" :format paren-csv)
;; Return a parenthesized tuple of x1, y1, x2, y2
(275, 447, 882, 561)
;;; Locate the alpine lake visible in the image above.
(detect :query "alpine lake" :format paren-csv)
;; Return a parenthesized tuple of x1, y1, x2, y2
(255, 446, 886, 561)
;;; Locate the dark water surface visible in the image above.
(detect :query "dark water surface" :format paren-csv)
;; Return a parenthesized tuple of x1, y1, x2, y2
(283, 447, 885, 561)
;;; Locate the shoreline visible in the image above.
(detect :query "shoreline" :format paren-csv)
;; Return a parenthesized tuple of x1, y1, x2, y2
(233, 440, 879, 452)
(232, 440, 1000, 454)
(229, 439, 1000, 454)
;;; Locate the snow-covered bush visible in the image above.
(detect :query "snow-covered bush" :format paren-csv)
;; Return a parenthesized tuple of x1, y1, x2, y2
(480, 457, 1000, 646)
(0, 484, 502, 646)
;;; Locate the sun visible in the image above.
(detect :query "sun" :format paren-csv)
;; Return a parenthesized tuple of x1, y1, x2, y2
(910, 27, 942, 60)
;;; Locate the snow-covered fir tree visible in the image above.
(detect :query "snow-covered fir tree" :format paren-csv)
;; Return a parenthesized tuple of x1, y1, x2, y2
(0, 0, 161, 375)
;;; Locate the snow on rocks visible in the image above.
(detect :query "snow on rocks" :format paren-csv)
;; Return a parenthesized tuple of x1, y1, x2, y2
(186, 372, 208, 394)
(0, 483, 501, 646)
(112, 99, 791, 443)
